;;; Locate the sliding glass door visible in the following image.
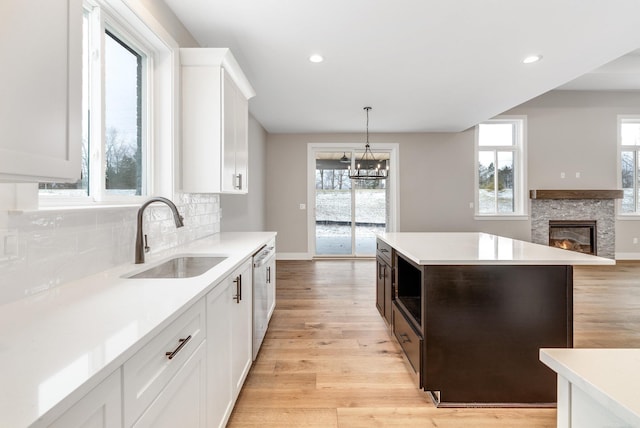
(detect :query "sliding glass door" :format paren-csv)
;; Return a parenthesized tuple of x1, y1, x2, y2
(314, 150, 388, 257)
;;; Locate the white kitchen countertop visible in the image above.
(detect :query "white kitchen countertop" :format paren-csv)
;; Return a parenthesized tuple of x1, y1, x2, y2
(0, 231, 276, 428)
(377, 232, 615, 265)
(540, 348, 640, 427)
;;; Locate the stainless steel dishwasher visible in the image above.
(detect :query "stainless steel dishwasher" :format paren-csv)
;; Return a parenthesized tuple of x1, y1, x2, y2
(252, 242, 276, 360)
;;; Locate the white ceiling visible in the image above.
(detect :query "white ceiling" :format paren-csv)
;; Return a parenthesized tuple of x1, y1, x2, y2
(163, 0, 640, 134)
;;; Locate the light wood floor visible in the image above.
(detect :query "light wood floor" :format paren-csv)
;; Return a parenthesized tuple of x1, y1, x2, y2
(227, 260, 640, 427)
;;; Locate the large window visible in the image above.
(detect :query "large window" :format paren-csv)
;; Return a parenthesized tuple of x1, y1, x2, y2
(619, 116, 640, 214)
(475, 117, 526, 216)
(39, 2, 151, 201)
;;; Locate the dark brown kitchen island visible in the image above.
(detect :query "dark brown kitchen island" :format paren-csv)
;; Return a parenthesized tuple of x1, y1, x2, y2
(376, 232, 615, 407)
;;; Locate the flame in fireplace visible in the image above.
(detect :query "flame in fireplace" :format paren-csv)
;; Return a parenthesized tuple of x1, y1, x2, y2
(552, 238, 584, 252)
(558, 240, 573, 250)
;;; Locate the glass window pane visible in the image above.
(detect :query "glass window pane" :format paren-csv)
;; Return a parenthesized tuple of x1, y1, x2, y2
(479, 123, 514, 147)
(315, 155, 352, 255)
(355, 180, 386, 255)
(636, 152, 640, 214)
(478, 151, 496, 213)
(621, 151, 635, 213)
(621, 122, 640, 146)
(104, 31, 143, 196)
(497, 151, 514, 213)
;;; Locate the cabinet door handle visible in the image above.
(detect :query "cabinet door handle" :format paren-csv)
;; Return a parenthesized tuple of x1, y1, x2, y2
(391, 268, 396, 298)
(267, 266, 271, 283)
(165, 335, 192, 360)
(399, 333, 411, 344)
(233, 275, 241, 303)
(234, 173, 243, 190)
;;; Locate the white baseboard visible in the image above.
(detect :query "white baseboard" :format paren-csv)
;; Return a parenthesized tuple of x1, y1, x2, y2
(276, 252, 312, 260)
(614, 252, 640, 260)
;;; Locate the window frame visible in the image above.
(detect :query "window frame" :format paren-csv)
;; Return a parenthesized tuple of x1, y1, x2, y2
(474, 116, 528, 219)
(38, 0, 177, 207)
(617, 115, 640, 217)
(100, 15, 152, 201)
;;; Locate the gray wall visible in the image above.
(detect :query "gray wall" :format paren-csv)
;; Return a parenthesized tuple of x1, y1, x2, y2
(265, 134, 310, 253)
(266, 90, 640, 257)
(510, 90, 624, 189)
(221, 115, 268, 232)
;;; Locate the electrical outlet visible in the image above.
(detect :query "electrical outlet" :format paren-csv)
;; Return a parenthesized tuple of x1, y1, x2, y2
(299, 203, 306, 210)
(560, 172, 566, 179)
(575, 172, 581, 178)
(469, 202, 474, 209)
(0, 229, 18, 260)
(634, 237, 638, 245)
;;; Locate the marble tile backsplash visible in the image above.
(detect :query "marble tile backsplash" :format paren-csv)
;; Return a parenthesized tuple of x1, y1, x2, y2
(0, 193, 220, 305)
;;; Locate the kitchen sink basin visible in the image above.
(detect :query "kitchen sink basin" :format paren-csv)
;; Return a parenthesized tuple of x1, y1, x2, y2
(126, 256, 228, 279)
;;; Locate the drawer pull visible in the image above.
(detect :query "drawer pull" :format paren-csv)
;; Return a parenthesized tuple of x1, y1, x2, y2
(233, 275, 242, 303)
(165, 335, 192, 360)
(399, 333, 411, 344)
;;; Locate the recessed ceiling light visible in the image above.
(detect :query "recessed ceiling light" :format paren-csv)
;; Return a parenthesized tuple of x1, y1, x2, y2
(523, 55, 542, 64)
(309, 54, 324, 63)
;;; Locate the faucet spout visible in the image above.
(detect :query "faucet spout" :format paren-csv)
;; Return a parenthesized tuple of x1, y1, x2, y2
(135, 197, 184, 264)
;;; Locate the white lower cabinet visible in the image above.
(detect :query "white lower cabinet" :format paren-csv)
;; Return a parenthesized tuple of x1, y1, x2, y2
(40, 257, 257, 428)
(231, 260, 253, 394)
(207, 258, 253, 428)
(206, 274, 233, 427)
(132, 341, 207, 428)
(123, 299, 206, 427)
(47, 369, 122, 428)
(266, 254, 276, 320)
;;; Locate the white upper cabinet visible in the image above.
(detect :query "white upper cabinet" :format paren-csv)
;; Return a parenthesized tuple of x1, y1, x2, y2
(180, 48, 255, 194)
(0, 0, 82, 183)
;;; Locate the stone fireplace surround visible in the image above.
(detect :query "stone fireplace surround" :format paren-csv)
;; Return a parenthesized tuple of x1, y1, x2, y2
(530, 190, 623, 259)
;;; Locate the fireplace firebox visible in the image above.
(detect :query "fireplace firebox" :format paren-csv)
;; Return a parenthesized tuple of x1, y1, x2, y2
(548, 220, 597, 255)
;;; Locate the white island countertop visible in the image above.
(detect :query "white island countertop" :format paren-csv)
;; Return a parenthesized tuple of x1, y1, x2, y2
(377, 232, 615, 265)
(540, 348, 640, 427)
(0, 231, 275, 428)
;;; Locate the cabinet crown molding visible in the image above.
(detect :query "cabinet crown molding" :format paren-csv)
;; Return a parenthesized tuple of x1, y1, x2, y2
(180, 47, 256, 100)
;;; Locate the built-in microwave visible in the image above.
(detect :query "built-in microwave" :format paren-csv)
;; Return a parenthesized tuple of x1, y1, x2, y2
(394, 253, 423, 331)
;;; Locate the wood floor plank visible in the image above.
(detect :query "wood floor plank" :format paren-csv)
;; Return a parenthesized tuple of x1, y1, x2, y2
(260, 338, 361, 350)
(227, 259, 640, 427)
(227, 408, 338, 427)
(337, 407, 556, 428)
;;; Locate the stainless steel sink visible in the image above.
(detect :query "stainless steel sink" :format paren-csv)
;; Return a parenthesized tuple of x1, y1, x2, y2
(126, 256, 228, 279)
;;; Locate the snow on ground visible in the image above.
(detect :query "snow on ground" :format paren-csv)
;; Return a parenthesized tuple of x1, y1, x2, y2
(314, 189, 385, 254)
(315, 189, 385, 224)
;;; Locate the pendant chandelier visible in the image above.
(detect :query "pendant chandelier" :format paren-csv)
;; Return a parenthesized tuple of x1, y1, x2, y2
(348, 106, 388, 180)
